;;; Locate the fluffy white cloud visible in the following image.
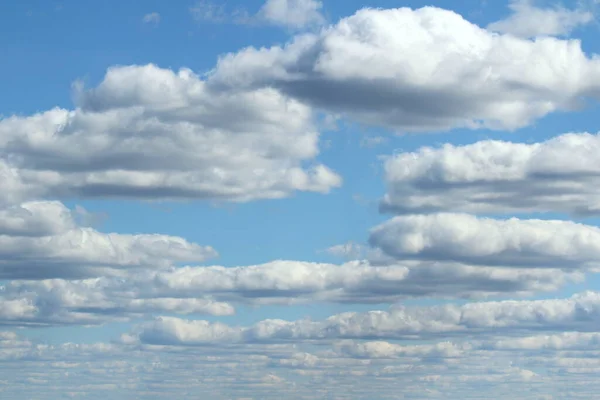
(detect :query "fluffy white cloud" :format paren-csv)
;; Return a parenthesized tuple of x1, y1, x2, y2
(132, 291, 600, 345)
(488, 0, 593, 38)
(0, 279, 234, 327)
(381, 132, 600, 216)
(369, 213, 600, 269)
(210, 6, 600, 132)
(0, 64, 340, 206)
(258, 0, 325, 29)
(0, 201, 216, 280)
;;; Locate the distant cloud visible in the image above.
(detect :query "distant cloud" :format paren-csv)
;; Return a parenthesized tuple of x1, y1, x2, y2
(190, 1, 229, 23)
(189, 0, 324, 29)
(142, 12, 161, 25)
(488, 0, 593, 38)
(257, 0, 325, 29)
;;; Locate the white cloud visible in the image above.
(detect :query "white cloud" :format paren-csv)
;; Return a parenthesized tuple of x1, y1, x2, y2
(0, 201, 215, 280)
(210, 6, 600, 132)
(488, 0, 593, 38)
(0, 64, 340, 205)
(369, 213, 600, 269)
(258, 0, 325, 29)
(142, 12, 161, 24)
(381, 132, 600, 216)
(1, 258, 576, 327)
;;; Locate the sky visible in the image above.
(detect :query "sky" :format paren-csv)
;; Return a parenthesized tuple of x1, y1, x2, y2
(2, 0, 600, 398)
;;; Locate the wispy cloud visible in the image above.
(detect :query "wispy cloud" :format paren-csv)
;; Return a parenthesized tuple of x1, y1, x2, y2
(142, 12, 161, 25)
(488, 0, 593, 37)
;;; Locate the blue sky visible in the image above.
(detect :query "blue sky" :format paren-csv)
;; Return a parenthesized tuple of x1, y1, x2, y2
(2, 0, 600, 399)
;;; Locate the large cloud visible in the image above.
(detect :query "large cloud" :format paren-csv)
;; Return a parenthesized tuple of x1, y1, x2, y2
(209, 6, 600, 132)
(132, 291, 600, 345)
(0, 201, 216, 280)
(0, 64, 340, 206)
(381, 132, 600, 216)
(369, 213, 600, 269)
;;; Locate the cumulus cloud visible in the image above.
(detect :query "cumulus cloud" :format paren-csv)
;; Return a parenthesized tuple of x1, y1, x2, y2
(369, 213, 600, 269)
(0, 64, 340, 206)
(131, 291, 600, 345)
(258, 0, 325, 29)
(210, 6, 600, 132)
(381, 132, 600, 216)
(488, 0, 593, 38)
(0, 201, 215, 280)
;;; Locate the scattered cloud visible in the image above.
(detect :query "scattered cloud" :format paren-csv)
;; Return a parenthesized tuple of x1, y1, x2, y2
(381, 132, 600, 216)
(488, 0, 593, 38)
(142, 12, 161, 25)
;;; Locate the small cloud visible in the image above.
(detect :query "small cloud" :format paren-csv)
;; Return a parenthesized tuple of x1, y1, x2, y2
(143, 12, 161, 25)
(360, 136, 388, 148)
(189, 0, 324, 30)
(326, 242, 364, 259)
(258, 0, 325, 29)
(190, 1, 228, 23)
(487, 0, 593, 38)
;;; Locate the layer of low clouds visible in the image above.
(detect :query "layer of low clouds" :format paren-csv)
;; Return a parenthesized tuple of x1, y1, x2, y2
(210, 6, 600, 132)
(488, 0, 593, 38)
(381, 132, 600, 216)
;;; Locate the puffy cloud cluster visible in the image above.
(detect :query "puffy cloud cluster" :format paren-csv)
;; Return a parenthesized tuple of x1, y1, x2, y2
(381, 132, 600, 216)
(210, 6, 600, 132)
(0, 64, 340, 206)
